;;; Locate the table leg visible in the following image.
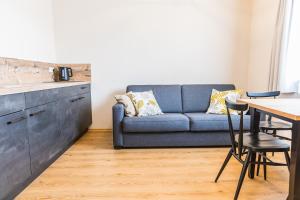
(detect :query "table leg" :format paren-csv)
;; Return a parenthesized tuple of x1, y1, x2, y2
(250, 108, 260, 135)
(248, 108, 260, 179)
(288, 121, 300, 200)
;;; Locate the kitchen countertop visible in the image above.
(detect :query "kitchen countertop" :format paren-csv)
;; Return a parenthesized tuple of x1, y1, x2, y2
(0, 81, 91, 96)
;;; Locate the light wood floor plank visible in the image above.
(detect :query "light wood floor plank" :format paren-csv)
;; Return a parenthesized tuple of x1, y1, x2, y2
(17, 131, 289, 200)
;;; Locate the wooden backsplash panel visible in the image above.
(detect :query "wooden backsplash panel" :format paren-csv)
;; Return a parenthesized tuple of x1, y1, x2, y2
(0, 57, 91, 85)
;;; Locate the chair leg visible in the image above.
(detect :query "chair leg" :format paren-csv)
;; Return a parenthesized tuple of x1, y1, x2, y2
(242, 147, 247, 154)
(272, 129, 277, 137)
(256, 154, 261, 176)
(284, 151, 291, 172)
(215, 149, 233, 183)
(263, 152, 267, 180)
(272, 130, 277, 156)
(234, 151, 252, 200)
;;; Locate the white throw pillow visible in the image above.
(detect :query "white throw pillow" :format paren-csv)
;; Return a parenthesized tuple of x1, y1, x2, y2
(115, 94, 137, 117)
(127, 90, 163, 117)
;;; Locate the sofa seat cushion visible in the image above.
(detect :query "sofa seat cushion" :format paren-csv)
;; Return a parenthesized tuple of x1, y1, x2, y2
(185, 113, 250, 132)
(123, 113, 190, 133)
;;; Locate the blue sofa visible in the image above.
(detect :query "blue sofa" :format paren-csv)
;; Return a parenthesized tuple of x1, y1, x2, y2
(112, 84, 250, 149)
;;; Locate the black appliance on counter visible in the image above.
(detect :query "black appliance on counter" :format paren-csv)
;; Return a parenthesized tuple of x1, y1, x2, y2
(59, 67, 73, 81)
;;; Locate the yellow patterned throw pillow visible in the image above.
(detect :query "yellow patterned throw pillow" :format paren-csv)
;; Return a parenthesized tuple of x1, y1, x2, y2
(206, 89, 243, 115)
(127, 90, 163, 117)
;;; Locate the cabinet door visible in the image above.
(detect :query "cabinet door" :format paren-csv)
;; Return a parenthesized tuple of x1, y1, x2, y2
(26, 102, 61, 174)
(0, 111, 31, 200)
(59, 92, 92, 147)
(77, 93, 92, 136)
(59, 96, 81, 147)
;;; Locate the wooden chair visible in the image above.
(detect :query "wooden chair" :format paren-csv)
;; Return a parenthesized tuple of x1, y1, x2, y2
(214, 99, 290, 200)
(246, 91, 292, 141)
(246, 91, 292, 177)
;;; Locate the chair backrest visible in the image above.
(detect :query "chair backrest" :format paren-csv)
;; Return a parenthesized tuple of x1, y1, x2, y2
(246, 91, 280, 121)
(225, 99, 249, 159)
(246, 91, 280, 99)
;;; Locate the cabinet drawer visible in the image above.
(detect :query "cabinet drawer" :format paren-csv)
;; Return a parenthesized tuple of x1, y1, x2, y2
(25, 88, 60, 108)
(0, 93, 25, 116)
(60, 84, 90, 97)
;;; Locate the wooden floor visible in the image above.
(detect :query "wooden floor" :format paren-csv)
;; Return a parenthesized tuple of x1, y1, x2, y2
(18, 130, 289, 200)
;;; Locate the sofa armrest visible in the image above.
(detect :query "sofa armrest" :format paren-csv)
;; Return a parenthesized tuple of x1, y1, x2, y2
(112, 103, 125, 149)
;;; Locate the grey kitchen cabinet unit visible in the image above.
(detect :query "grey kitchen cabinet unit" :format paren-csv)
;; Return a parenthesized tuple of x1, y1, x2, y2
(0, 83, 92, 200)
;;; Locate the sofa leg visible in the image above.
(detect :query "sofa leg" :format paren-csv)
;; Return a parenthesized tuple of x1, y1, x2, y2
(114, 145, 123, 150)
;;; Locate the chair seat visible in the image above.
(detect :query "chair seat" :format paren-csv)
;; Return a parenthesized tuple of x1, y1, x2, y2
(123, 113, 190, 133)
(260, 120, 292, 130)
(235, 133, 290, 152)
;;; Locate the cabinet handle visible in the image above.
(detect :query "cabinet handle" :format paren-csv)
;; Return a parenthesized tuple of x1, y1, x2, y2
(70, 98, 78, 103)
(80, 86, 87, 90)
(6, 116, 26, 125)
(70, 96, 85, 103)
(29, 110, 46, 117)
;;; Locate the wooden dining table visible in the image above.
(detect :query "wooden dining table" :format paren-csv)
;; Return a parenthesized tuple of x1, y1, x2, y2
(238, 98, 300, 200)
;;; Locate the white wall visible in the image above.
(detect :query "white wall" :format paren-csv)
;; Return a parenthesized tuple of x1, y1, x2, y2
(53, 0, 252, 128)
(247, 0, 279, 91)
(233, 1, 252, 90)
(0, 0, 281, 128)
(0, 0, 56, 62)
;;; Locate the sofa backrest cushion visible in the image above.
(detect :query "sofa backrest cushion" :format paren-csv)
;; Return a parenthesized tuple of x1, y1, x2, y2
(182, 84, 235, 113)
(126, 85, 182, 113)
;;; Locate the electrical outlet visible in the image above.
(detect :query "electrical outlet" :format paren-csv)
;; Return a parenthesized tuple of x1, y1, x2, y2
(48, 67, 54, 73)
